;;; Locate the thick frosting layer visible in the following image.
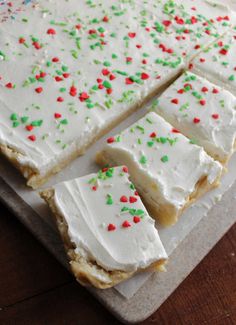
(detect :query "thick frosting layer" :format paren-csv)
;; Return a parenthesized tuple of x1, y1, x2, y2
(0, 0, 235, 182)
(191, 30, 236, 95)
(153, 71, 236, 162)
(53, 166, 167, 272)
(100, 112, 222, 218)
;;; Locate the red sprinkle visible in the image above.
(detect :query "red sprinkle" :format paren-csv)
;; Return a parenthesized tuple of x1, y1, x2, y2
(108, 224, 116, 231)
(57, 97, 64, 102)
(219, 48, 228, 55)
(199, 99, 206, 106)
(129, 196, 137, 203)
(201, 87, 208, 93)
(70, 86, 77, 97)
(125, 78, 134, 85)
(47, 28, 56, 35)
(109, 74, 116, 81)
(107, 137, 115, 143)
(193, 117, 200, 124)
(122, 221, 131, 228)
(200, 58, 205, 63)
(150, 132, 156, 138)
(122, 166, 128, 173)
(212, 88, 219, 94)
(92, 186, 97, 191)
(35, 87, 43, 93)
(5, 82, 13, 89)
(75, 24, 82, 30)
(172, 128, 180, 133)
(19, 37, 25, 44)
(55, 76, 63, 82)
(52, 57, 59, 62)
(162, 20, 172, 27)
(79, 92, 89, 102)
(133, 216, 141, 224)
(28, 135, 36, 141)
(103, 16, 109, 23)
(54, 113, 62, 119)
(141, 73, 150, 80)
(171, 98, 179, 104)
(26, 125, 33, 131)
(120, 196, 128, 203)
(102, 68, 110, 76)
(212, 114, 219, 119)
(128, 32, 136, 38)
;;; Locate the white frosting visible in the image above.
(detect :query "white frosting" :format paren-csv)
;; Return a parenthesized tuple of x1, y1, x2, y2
(154, 71, 236, 162)
(0, 0, 235, 182)
(53, 166, 167, 273)
(100, 112, 222, 222)
(192, 30, 236, 96)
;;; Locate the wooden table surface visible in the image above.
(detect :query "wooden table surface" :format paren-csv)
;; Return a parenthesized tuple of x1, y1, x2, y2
(0, 203, 235, 325)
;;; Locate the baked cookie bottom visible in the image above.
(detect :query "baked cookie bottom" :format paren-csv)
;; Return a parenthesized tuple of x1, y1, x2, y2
(0, 71, 182, 189)
(96, 151, 222, 226)
(40, 188, 167, 289)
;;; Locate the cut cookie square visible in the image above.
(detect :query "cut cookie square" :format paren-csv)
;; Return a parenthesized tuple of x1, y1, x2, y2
(0, 0, 186, 188)
(96, 112, 223, 226)
(40, 166, 167, 289)
(153, 71, 236, 164)
(191, 31, 236, 96)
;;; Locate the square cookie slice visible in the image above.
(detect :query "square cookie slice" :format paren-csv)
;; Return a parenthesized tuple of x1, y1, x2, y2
(153, 71, 236, 164)
(191, 30, 236, 96)
(40, 166, 167, 289)
(96, 112, 222, 226)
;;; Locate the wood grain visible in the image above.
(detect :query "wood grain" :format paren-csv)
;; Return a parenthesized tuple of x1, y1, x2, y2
(0, 204, 235, 325)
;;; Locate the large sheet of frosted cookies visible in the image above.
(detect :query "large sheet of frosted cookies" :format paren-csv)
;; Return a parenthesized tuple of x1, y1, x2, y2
(0, 0, 235, 188)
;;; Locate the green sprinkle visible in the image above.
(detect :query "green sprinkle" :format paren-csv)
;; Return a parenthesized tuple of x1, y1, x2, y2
(103, 80, 112, 89)
(229, 75, 235, 81)
(31, 120, 43, 127)
(21, 116, 29, 123)
(140, 155, 147, 164)
(60, 119, 68, 125)
(161, 155, 169, 163)
(106, 194, 113, 205)
(10, 113, 18, 121)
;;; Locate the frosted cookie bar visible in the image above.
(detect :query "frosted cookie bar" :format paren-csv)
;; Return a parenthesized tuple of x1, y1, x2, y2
(40, 166, 167, 289)
(191, 31, 236, 96)
(0, 0, 186, 188)
(153, 72, 236, 164)
(96, 113, 222, 226)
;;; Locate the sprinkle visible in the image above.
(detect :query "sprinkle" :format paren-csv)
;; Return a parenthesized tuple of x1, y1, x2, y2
(140, 155, 147, 164)
(150, 132, 156, 138)
(106, 194, 113, 205)
(128, 32, 136, 38)
(47, 28, 56, 35)
(161, 155, 169, 163)
(172, 128, 180, 133)
(57, 97, 64, 102)
(26, 125, 33, 131)
(120, 195, 128, 203)
(54, 113, 62, 119)
(108, 224, 116, 231)
(199, 99, 206, 106)
(193, 117, 200, 124)
(107, 137, 115, 143)
(28, 135, 36, 141)
(133, 216, 141, 223)
(201, 87, 208, 93)
(212, 88, 219, 94)
(35, 87, 43, 93)
(171, 98, 179, 104)
(122, 166, 128, 173)
(219, 48, 228, 55)
(129, 196, 137, 203)
(122, 220, 131, 228)
(212, 114, 219, 119)
(5, 82, 14, 89)
(141, 73, 150, 80)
